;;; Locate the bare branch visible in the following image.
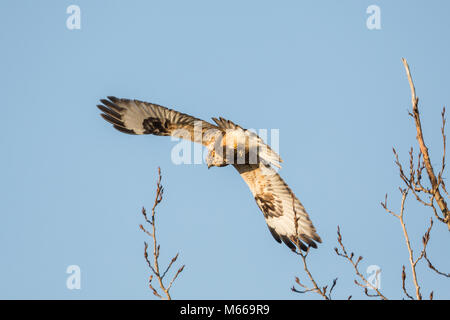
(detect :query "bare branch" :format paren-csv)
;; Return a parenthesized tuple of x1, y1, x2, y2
(334, 226, 387, 300)
(140, 167, 185, 300)
(402, 58, 450, 229)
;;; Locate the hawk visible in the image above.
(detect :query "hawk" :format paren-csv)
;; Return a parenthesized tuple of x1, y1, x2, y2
(97, 97, 321, 251)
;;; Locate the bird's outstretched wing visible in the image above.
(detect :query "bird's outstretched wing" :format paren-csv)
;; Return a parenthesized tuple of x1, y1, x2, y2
(212, 117, 283, 168)
(234, 163, 321, 251)
(97, 97, 219, 145)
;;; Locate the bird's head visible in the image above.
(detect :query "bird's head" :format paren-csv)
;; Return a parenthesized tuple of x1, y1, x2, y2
(206, 150, 215, 169)
(206, 149, 228, 169)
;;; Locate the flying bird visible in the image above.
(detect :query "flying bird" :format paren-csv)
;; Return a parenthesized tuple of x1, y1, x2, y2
(97, 97, 321, 251)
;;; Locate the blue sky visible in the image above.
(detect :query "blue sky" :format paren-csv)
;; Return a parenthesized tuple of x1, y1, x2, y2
(1, 0, 449, 299)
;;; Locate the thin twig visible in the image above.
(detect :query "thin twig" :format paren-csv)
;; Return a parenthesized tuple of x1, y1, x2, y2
(424, 254, 450, 278)
(401, 266, 414, 300)
(382, 188, 423, 300)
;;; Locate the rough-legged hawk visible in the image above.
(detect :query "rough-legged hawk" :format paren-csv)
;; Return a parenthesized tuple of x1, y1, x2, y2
(98, 97, 321, 251)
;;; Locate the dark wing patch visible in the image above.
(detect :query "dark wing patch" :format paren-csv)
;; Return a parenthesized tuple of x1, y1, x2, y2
(142, 117, 170, 136)
(254, 193, 283, 219)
